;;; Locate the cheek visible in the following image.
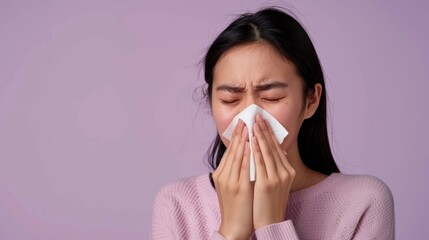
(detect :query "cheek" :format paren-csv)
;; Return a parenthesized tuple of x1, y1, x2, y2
(268, 103, 302, 148)
(267, 104, 294, 131)
(212, 104, 237, 145)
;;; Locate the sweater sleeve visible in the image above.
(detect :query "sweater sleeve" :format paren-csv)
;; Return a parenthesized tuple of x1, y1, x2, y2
(151, 181, 228, 240)
(253, 220, 299, 239)
(151, 187, 176, 240)
(351, 177, 395, 239)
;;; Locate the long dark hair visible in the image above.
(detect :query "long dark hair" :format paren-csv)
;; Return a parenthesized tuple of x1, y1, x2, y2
(202, 7, 340, 175)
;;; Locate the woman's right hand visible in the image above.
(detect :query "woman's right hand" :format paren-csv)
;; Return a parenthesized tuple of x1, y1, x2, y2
(212, 120, 253, 240)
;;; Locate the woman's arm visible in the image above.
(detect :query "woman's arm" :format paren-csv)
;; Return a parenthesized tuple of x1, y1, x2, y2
(151, 189, 175, 239)
(151, 181, 236, 240)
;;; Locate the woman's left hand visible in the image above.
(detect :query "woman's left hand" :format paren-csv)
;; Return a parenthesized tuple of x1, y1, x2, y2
(252, 114, 296, 230)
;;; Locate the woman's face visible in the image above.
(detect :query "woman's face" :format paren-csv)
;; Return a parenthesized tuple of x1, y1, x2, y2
(211, 43, 319, 152)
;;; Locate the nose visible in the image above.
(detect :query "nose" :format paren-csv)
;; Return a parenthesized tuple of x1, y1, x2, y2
(241, 95, 259, 111)
(231, 96, 261, 119)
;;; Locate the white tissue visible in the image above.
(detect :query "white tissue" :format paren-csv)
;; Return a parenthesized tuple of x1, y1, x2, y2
(222, 104, 288, 181)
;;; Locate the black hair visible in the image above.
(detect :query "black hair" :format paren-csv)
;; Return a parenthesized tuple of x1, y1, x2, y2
(202, 7, 340, 175)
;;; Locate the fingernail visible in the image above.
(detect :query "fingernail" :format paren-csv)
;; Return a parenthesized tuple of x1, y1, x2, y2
(264, 119, 270, 127)
(252, 136, 258, 146)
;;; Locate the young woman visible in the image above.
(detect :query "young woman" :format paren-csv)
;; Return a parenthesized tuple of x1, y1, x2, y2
(151, 8, 394, 240)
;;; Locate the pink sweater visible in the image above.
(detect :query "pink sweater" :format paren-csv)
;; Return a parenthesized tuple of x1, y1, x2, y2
(151, 173, 394, 239)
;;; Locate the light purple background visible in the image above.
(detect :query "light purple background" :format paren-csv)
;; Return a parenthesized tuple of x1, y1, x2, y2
(0, 0, 428, 239)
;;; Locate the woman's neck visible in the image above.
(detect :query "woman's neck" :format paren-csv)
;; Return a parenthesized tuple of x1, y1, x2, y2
(286, 141, 327, 192)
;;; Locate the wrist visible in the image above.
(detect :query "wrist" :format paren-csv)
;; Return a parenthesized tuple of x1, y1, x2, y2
(254, 217, 284, 230)
(219, 224, 252, 240)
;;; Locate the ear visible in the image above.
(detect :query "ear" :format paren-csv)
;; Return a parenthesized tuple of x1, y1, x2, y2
(303, 83, 322, 119)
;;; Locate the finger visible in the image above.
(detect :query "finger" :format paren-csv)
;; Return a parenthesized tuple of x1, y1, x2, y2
(257, 116, 284, 171)
(255, 114, 280, 176)
(256, 115, 289, 174)
(229, 125, 248, 182)
(262, 119, 289, 170)
(239, 141, 251, 183)
(265, 120, 296, 178)
(221, 120, 245, 177)
(215, 137, 232, 176)
(254, 119, 279, 179)
(214, 120, 244, 184)
(252, 135, 267, 180)
(256, 115, 279, 157)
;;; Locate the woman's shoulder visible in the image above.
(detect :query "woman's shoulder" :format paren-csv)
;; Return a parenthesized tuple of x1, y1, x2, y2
(155, 174, 203, 198)
(331, 173, 392, 193)
(153, 173, 215, 206)
(329, 173, 394, 205)
(291, 173, 393, 205)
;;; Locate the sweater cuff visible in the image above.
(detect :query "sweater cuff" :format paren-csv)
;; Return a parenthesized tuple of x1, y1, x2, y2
(254, 220, 299, 239)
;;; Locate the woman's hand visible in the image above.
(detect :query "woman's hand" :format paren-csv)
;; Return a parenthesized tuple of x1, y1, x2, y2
(252, 114, 296, 230)
(212, 120, 254, 240)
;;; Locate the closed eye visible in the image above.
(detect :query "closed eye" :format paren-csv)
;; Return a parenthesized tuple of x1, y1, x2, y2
(221, 99, 240, 104)
(263, 97, 284, 102)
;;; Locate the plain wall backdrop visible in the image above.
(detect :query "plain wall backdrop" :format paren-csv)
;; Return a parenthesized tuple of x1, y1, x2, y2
(1, 0, 428, 239)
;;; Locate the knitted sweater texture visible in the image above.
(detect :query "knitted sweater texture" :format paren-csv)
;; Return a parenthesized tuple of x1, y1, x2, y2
(151, 173, 394, 239)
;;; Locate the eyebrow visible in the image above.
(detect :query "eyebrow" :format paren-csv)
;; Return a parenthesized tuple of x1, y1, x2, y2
(215, 85, 246, 93)
(254, 81, 288, 91)
(216, 81, 288, 93)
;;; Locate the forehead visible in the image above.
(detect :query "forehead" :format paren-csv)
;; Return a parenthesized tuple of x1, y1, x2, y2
(213, 43, 299, 86)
